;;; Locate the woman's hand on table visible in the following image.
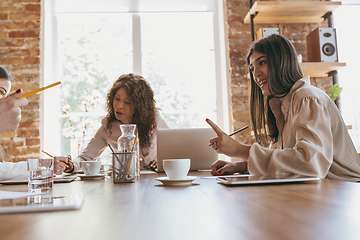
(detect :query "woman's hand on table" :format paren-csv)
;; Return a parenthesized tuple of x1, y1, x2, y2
(147, 160, 157, 171)
(54, 156, 67, 175)
(63, 156, 74, 173)
(54, 155, 74, 174)
(211, 160, 248, 176)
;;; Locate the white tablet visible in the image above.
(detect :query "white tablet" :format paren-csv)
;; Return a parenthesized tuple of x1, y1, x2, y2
(216, 174, 320, 186)
(0, 194, 84, 214)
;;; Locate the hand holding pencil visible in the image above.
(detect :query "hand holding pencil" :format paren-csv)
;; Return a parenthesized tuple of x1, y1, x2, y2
(208, 125, 248, 146)
(20, 81, 61, 98)
(4, 82, 61, 131)
(206, 118, 251, 158)
(42, 150, 74, 174)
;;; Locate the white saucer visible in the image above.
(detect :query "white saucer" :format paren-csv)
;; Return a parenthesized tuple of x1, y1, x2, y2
(155, 176, 197, 186)
(78, 174, 106, 180)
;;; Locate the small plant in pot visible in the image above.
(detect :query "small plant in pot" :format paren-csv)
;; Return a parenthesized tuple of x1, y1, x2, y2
(328, 84, 342, 102)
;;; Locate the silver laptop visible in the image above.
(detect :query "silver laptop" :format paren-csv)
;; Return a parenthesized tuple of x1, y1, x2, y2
(157, 128, 218, 172)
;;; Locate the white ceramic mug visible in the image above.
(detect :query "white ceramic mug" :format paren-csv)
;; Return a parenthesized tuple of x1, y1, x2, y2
(163, 159, 190, 180)
(80, 161, 101, 175)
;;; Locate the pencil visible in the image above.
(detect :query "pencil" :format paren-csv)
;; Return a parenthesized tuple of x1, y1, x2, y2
(131, 136, 138, 152)
(209, 125, 249, 146)
(229, 125, 248, 137)
(20, 81, 61, 98)
(125, 137, 138, 177)
(107, 143, 117, 153)
(41, 150, 53, 157)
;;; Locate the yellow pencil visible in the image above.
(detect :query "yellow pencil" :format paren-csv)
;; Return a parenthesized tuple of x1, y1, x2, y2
(41, 150, 53, 157)
(20, 81, 61, 98)
(131, 136, 138, 152)
(125, 137, 138, 177)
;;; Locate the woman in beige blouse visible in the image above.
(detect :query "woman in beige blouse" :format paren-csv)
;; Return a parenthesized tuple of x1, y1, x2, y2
(63, 73, 168, 173)
(207, 34, 360, 182)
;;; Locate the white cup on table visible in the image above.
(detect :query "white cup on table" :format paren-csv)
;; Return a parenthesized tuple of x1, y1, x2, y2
(80, 161, 101, 175)
(163, 159, 190, 180)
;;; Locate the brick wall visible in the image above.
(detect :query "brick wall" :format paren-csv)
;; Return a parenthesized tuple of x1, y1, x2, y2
(224, 0, 334, 144)
(0, 0, 41, 163)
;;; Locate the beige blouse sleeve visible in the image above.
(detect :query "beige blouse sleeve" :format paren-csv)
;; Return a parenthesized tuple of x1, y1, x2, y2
(248, 96, 333, 178)
(73, 123, 110, 170)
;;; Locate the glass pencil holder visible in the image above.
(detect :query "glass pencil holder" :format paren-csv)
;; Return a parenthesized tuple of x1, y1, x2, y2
(117, 124, 140, 179)
(112, 152, 135, 183)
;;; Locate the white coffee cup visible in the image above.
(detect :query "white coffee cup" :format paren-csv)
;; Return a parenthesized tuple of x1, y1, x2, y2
(163, 159, 190, 180)
(80, 161, 101, 175)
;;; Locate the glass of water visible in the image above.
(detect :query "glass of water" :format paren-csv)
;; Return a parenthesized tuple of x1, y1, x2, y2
(27, 158, 54, 193)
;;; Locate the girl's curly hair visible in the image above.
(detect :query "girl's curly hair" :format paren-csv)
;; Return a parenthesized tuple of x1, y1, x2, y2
(104, 73, 157, 149)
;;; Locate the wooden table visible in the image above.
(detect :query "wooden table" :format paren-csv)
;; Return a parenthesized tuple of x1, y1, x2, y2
(0, 171, 360, 240)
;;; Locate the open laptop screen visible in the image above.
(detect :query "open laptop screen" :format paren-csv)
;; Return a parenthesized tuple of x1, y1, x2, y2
(156, 128, 218, 172)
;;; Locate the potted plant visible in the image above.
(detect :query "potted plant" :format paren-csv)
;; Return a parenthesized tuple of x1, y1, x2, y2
(328, 83, 342, 102)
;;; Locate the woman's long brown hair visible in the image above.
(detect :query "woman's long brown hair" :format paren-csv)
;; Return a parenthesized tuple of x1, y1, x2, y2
(246, 34, 303, 145)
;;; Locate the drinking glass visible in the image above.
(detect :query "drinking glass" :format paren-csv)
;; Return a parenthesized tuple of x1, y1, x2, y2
(27, 158, 54, 193)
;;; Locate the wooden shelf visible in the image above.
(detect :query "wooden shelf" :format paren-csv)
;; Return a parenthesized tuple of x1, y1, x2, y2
(300, 62, 346, 78)
(244, 1, 341, 24)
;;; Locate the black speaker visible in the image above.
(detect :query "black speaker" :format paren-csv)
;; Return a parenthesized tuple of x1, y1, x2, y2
(306, 27, 338, 62)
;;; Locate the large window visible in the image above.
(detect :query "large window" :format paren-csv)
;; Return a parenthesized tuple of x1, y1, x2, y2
(42, 0, 229, 157)
(334, 0, 360, 151)
(141, 12, 217, 127)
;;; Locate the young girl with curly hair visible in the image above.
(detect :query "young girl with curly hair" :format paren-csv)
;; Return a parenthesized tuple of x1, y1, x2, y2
(68, 73, 168, 172)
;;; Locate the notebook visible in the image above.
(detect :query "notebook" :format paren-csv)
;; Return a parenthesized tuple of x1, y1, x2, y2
(156, 128, 218, 172)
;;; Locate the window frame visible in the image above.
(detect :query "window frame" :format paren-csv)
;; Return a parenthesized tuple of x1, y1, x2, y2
(41, 0, 231, 155)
